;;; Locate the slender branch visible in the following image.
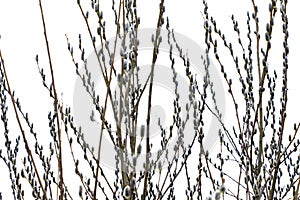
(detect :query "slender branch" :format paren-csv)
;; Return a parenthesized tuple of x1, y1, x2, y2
(38, 0, 64, 199)
(93, 0, 125, 198)
(142, 1, 165, 199)
(0, 50, 48, 199)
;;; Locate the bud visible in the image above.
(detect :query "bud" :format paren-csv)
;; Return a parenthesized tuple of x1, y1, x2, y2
(265, 32, 270, 41)
(137, 144, 142, 155)
(214, 191, 221, 200)
(140, 125, 145, 137)
(120, 46, 125, 57)
(131, 177, 136, 187)
(123, 185, 130, 199)
(266, 23, 270, 32)
(269, 3, 272, 12)
(158, 160, 162, 171)
(220, 185, 226, 193)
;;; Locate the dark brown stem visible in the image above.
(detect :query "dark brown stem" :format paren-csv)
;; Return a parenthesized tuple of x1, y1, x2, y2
(92, 0, 124, 198)
(142, 1, 165, 199)
(38, 0, 64, 199)
(0, 51, 48, 199)
(294, 176, 300, 200)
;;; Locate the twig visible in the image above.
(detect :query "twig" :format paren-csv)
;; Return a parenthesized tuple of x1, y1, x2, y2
(38, 0, 64, 198)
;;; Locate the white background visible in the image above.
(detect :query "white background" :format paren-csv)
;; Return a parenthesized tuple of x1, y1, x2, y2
(0, 0, 300, 199)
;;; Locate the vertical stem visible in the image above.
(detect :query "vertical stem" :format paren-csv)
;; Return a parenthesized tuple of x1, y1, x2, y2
(93, 0, 124, 198)
(250, 0, 264, 179)
(142, 1, 165, 199)
(38, 1, 64, 199)
(294, 176, 300, 200)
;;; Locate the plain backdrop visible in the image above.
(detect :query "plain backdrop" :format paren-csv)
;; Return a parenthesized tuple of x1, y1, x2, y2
(0, 0, 300, 199)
